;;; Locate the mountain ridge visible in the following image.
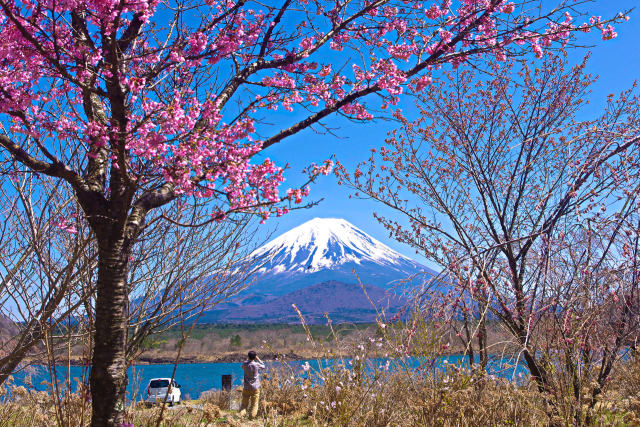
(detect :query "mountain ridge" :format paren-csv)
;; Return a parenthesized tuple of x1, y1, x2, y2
(199, 280, 407, 324)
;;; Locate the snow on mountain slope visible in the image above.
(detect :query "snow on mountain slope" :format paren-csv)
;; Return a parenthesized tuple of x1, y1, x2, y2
(253, 218, 418, 272)
(247, 218, 433, 295)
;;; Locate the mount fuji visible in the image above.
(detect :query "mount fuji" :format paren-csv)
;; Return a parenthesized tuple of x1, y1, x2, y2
(247, 217, 431, 295)
(198, 218, 436, 323)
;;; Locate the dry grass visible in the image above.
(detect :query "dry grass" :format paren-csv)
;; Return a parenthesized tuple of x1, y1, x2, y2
(1, 359, 639, 426)
(259, 361, 549, 426)
(256, 359, 640, 426)
(0, 378, 89, 427)
(2, 325, 640, 427)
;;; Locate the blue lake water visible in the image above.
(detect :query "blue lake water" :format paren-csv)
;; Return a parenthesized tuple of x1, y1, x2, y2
(9, 355, 528, 401)
(10, 362, 247, 401)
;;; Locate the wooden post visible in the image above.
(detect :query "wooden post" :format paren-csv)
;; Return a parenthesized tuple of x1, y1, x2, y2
(221, 374, 232, 391)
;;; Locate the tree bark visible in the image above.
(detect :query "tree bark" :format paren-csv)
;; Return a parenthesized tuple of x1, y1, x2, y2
(478, 302, 488, 370)
(90, 233, 130, 426)
(478, 319, 488, 370)
(521, 347, 551, 394)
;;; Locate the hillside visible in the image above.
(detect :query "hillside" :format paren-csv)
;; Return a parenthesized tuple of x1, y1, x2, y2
(199, 280, 407, 324)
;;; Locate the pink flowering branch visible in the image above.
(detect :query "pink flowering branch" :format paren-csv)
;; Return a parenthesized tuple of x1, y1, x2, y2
(0, 1, 632, 424)
(337, 54, 640, 395)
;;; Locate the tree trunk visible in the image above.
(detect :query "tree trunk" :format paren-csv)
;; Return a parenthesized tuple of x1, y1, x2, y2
(462, 306, 474, 367)
(521, 348, 551, 393)
(478, 303, 488, 370)
(90, 234, 130, 426)
(466, 337, 475, 367)
(478, 322, 488, 370)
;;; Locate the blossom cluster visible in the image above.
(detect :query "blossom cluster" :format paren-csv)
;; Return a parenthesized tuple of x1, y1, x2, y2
(0, 0, 627, 221)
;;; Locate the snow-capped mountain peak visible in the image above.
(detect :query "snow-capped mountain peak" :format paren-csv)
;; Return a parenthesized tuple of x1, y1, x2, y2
(201, 218, 437, 321)
(252, 217, 418, 274)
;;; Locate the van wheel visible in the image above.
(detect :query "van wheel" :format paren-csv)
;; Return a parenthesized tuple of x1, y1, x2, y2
(169, 401, 174, 407)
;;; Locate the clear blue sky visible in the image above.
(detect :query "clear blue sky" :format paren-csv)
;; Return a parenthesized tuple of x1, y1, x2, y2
(254, 1, 640, 269)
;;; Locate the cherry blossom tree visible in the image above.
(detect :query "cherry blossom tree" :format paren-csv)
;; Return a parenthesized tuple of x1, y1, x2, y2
(337, 54, 640, 407)
(0, 172, 257, 394)
(123, 207, 258, 364)
(0, 172, 94, 387)
(540, 211, 640, 421)
(0, 0, 627, 424)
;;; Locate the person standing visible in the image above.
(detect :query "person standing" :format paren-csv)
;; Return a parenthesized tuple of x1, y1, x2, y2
(239, 350, 266, 419)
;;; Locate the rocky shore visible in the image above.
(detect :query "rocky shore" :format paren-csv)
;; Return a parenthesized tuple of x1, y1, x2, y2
(28, 352, 307, 366)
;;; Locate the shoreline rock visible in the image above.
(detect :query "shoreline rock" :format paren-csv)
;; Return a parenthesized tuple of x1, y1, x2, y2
(25, 352, 308, 367)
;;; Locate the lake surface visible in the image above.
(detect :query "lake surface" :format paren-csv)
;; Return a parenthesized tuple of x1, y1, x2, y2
(10, 361, 247, 401)
(9, 355, 528, 401)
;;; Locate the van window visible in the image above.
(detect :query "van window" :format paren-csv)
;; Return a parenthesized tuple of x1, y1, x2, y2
(150, 380, 170, 388)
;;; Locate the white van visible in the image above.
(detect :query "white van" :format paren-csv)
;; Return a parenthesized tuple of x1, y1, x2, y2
(145, 378, 182, 406)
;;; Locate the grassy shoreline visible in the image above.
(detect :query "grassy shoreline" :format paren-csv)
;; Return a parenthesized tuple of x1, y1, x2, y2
(2, 357, 639, 426)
